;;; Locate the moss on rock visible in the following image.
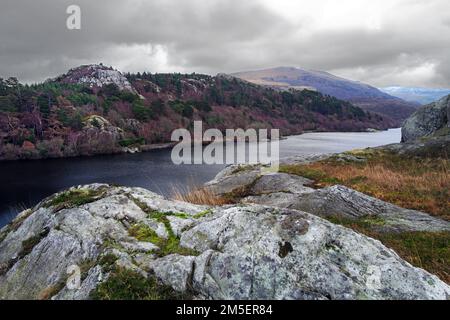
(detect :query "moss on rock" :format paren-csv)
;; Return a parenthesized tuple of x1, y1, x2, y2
(90, 267, 190, 300)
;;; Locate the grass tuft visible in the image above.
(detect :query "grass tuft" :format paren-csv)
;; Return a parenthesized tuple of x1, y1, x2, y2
(128, 223, 160, 244)
(45, 188, 105, 211)
(128, 220, 199, 257)
(172, 186, 230, 206)
(90, 267, 191, 300)
(193, 209, 213, 219)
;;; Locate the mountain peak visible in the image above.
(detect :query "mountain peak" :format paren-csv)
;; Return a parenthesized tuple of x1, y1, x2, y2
(232, 67, 418, 124)
(53, 64, 136, 92)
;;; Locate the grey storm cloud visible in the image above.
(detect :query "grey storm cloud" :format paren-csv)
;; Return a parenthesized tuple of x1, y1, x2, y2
(0, 0, 449, 88)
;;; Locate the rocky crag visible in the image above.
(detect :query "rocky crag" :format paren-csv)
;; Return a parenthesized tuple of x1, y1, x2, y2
(402, 94, 450, 143)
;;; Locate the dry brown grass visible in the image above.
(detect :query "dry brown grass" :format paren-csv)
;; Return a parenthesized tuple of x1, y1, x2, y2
(171, 185, 230, 206)
(281, 152, 450, 220)
(38, 283, 65, 300)
(327, 215, 450, 284)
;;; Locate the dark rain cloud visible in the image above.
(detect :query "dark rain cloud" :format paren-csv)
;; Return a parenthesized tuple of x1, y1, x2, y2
(0, 0, 449, 87)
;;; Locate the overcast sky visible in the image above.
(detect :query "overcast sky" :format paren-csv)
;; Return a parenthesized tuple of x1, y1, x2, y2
(1, 0, 449, 88)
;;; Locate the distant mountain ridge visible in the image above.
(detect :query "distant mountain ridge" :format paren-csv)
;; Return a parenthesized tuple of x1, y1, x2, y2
(381, 87, 450, 105)
(232, 67, 419, 125)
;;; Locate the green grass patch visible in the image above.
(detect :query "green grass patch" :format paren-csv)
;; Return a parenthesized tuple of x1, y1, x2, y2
(45, 188, 105, 210)
(90, 267, 190, 300)
(327, 215, 386, 230)
(149, 213, 199, 257)
(193, 209, 213, 219)
(118, 137, 145, 148)
(172, 212, 190, 219)
(128, 197, 200, 257)
(128, 223, 161, 244)
(128, 219, 199, 257)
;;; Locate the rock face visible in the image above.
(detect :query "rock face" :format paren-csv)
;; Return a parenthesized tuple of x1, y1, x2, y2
(402, 94, 450, 142)
(0, 184, 449, 300)
(54, 64, 136, 92)
(288, 185, 450, 233)
(182, 206, 448, 300)
(83, 115, 124, 140)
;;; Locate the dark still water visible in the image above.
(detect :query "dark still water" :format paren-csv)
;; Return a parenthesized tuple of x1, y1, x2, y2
(0, 128, 401, 227)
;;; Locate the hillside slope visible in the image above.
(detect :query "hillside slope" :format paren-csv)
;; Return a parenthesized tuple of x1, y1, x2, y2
(232, 67, 418, 124)
(0, 65, 393, 161)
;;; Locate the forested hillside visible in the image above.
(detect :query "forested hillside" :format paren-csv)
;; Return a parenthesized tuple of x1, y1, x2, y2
(0, 65, 393, 160)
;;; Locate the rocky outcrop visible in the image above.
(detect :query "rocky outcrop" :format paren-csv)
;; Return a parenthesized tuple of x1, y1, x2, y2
(54, 64, 136, 92)
(382, 135, 450, 157)
(206, 161, 450, 234)
(402, 94, 450, 142)
(285, 185, 450, 233)
(1, 184, 449, 300)
(83, 115, 124, 140)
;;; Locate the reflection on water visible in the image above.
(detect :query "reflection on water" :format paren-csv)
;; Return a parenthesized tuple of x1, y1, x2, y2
(0, 128, 400, 227)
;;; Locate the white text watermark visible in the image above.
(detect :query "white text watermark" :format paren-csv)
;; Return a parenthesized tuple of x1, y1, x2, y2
(171, 121, 280, 173)
(66, 5, 81, 30)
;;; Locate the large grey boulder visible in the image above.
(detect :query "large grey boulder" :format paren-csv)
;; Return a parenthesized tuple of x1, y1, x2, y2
(0, 184, 449, 300)
(205, 164, 262, 196)
(289, 185, 450, 233)
(206, 154, 329, 196)
(182, 206, 449, 300)
(402, 94, 450, 142)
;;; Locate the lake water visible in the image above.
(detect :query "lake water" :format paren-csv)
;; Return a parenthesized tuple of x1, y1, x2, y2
(0, 128, 401, 227)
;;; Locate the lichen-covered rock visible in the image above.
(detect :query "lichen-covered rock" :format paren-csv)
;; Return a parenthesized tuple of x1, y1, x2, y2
(402, 94, 450, 142)
(290, 185, 450, 233)
(0, 184, 449, 300)
(206, 164, 262, 196)
(248, 173, 314, 195)
(53, 64, 136, 93)
(0, 184, 205, 300)
(183, 206, 450, 300)
(148, 255, 195, 292)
